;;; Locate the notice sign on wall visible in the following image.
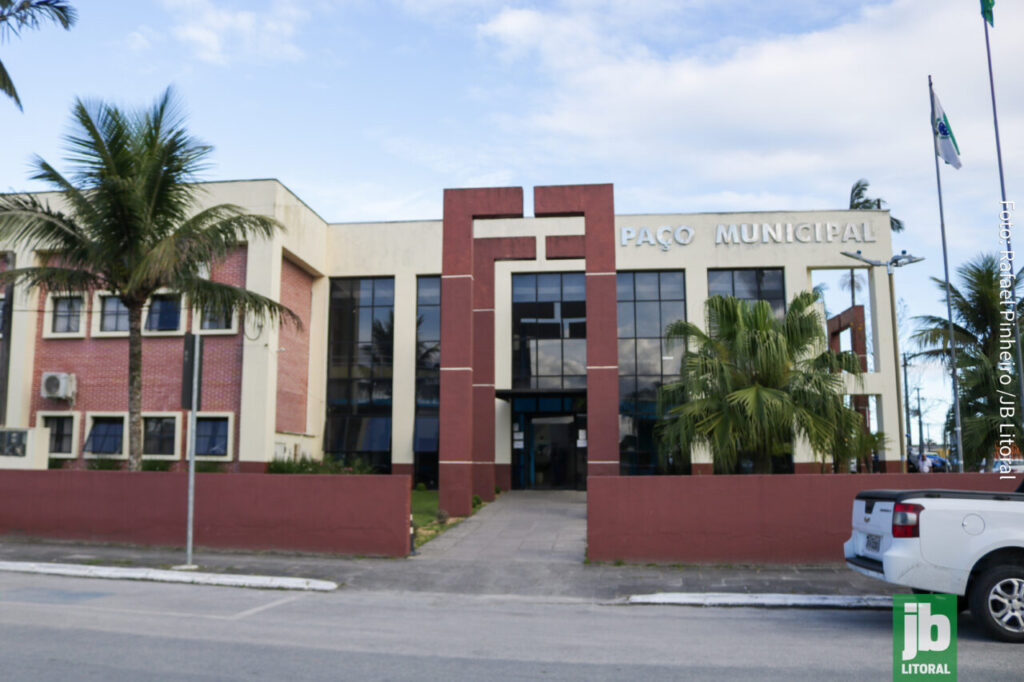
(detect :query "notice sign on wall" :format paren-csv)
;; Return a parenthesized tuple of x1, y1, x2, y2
(0, 429, 27, 457)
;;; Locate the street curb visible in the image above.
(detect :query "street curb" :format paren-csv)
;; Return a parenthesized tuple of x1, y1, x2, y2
(626, 592, 892, 609)
(0, 561, 338, 592)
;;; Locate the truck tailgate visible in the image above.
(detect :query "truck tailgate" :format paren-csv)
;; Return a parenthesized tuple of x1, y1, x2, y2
(850, 493, 895, 560)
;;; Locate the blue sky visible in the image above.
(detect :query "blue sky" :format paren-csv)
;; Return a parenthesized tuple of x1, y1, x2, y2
(2, 0, 1022, 443)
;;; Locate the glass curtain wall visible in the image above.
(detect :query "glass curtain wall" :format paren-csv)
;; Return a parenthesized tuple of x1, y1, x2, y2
(617, 271, 686, 475)
(413, 276, 440, 488)
(707, 268, 786, 317)
(325, 277, 394, 472)
(512, 273, 586, 388)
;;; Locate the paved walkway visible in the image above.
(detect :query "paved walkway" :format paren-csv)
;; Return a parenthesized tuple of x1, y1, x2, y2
(0, 491, 896, 600)
(415, 491, 587, 564)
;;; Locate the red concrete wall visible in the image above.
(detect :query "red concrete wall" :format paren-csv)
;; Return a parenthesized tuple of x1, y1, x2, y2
(588, 473, 1022, 563)
(30, 249, 246, 464)
(0, 471, 411, 556)
(275, 257, 313, 434)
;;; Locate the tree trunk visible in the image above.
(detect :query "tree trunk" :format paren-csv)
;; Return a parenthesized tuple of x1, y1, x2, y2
(127, 303, 144, 471)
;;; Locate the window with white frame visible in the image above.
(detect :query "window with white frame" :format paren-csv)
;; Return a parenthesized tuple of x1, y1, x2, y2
(199, 304, 234, 332)
(143, 415, 178, 456)
(52, 295, 84, 334)
(100, 296, 129, 332)
(41, 414, 76, 456)
(195, 416, 230, 456)
(145, 293, 182, 332)
(84, 415, 126, 456)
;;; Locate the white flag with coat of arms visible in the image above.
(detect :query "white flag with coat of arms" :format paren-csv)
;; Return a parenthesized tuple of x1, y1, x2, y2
(931, 90, 961, 169)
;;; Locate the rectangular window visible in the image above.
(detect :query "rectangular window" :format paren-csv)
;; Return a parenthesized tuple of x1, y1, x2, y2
(195, 417, 229, 456)
(84, 417, 123, 454)
(511, 272, 587, 389)
(706, 268, 786, 317)
(145, 294, 181, 331)
(413, 276, 441, 488)
(617, 271, 686, 475)
(200, 305, 231, 330)
(325, 277, 395, 472)
(101, 296, 130, 332)
(52, 296, 83, 334)
(143, 417, 176, 455)
(43, 416, 74, 454)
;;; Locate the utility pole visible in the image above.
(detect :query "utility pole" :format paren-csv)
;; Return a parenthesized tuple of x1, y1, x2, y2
(902, 354, 913, 460)
(916, 387, 925, 460)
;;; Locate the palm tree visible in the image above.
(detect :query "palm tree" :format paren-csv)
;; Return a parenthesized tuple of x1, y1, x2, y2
(849, 179, 904, 232)
(912, 254, 1024, 467)
(843, 179, 903, 309)
(0, 1, 77, 110)
(0, 88, 297, 470)
(657, 292, 865, 474)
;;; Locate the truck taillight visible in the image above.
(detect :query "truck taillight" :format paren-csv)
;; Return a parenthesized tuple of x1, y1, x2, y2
(892, 502, 924, 538)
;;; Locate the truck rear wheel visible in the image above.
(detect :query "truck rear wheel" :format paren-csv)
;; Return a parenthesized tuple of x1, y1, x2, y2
(968, 565, 1024, 643)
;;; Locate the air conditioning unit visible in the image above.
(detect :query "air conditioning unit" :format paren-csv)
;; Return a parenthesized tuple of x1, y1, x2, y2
(41, 372, 76, 400)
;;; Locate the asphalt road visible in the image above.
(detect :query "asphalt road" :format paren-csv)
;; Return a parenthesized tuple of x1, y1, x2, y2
(0, 573, 1020, 681)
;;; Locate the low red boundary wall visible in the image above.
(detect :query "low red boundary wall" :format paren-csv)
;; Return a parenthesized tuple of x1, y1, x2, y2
(0, 471, 411, 557)
(587, 473, 1021, 563)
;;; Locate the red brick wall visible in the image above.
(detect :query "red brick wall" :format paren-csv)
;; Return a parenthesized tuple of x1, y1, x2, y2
(30, 248, 247, 463)
(275, 258, 313, 434)
(588, 473, 1022, 563)
(0, 470, 411, 556)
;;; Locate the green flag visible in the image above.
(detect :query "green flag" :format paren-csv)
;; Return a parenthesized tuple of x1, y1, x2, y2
(981, 0, 994, 26)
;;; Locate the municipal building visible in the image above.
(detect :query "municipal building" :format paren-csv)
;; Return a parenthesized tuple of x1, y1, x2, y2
(0, 181, 902, 515)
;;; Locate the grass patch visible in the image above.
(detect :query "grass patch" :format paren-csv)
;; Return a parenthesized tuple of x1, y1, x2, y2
(410, 489, 484, 549)
(411, 490, 439, 529)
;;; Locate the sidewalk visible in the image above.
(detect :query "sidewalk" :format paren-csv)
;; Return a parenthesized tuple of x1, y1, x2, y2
(0, 535, 898, 601)
(0, 491, 898, 602)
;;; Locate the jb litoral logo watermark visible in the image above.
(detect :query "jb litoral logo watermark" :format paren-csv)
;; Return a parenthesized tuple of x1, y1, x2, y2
(893, 594, 957, 680)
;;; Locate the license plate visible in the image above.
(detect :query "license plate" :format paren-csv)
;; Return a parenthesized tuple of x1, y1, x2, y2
(865, 534, 881, 553)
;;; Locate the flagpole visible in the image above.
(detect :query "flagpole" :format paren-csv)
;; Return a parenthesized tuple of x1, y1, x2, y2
(928, 75, 965, 469)
(982, 15, 1024, 435)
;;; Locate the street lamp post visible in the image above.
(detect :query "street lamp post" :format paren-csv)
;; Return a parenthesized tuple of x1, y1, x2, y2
(841, 249, 924, 474)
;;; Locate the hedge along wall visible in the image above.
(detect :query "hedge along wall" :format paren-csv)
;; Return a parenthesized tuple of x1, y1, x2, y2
(587, 473, 1022, 563)
(0, 471, 411, 557)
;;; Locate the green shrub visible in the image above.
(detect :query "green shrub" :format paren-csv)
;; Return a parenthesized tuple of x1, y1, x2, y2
(47, 458, 68, 470)
(195, 461, 225, 473)
(435, 508, 450, 524)
(472, 494, 482, 508)
(266, 455, 374, 475)
(415, 482, 427, 492)
(494, 485, 501, 495)
(86, 458, 122, 470)
(141, 460, 173, 472)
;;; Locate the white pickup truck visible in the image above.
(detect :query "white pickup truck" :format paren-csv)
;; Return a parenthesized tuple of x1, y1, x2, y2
(844, 483, 1024, 642)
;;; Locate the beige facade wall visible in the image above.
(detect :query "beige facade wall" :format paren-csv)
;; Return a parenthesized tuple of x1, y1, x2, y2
(1, 180, 903, 470)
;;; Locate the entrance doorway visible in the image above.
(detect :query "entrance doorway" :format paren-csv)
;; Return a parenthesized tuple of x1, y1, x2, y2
(513, 414, 586, 490)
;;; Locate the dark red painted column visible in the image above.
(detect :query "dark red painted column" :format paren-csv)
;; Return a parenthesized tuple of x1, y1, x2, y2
(440, 188, 523, 517)
(472, 237, 535, 501)
(534, 184, 619, 477)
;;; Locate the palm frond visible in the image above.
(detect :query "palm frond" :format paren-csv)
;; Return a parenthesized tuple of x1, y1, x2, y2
(0, 193, 87, 251)
(0, 57, 21, 109)
(177, 277, 302, 329)
(0, 266, 104, 294)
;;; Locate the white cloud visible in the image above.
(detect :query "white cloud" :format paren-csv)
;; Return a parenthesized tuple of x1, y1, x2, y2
(162, 0, 309, 65)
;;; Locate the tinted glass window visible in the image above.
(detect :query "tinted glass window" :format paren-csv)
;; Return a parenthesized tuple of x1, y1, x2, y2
(616, 270, 686, 475)
(512, 272, 587, 389)
(326, 277, 396, 472)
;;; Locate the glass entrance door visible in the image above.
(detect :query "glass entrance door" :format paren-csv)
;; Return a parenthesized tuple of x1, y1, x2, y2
(513, 415, 586, 490)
